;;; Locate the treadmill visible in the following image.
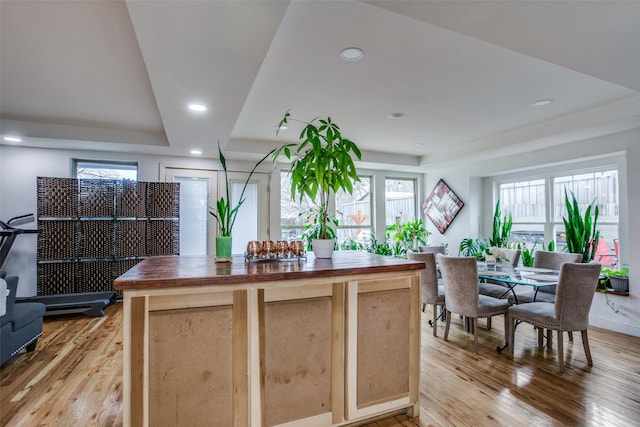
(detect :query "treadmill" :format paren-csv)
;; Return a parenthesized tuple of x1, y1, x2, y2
(0, 214, 115, 317)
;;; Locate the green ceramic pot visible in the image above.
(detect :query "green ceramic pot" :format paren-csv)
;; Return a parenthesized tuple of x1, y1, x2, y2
(215, 236, 232, 262)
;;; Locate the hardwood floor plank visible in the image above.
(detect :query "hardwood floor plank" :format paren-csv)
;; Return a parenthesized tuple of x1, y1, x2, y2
(2, 303, 639, 426)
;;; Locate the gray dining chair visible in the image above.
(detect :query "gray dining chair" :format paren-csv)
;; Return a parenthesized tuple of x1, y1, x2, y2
(418, 245, 446, 255)
(508, 251, 583, 304)
(507, 262, 601, 372)
(479, 248, 522, 298)
(479, 248, 521, 329)
(437, 254, 510, 354)
(408, 251, 445, 336)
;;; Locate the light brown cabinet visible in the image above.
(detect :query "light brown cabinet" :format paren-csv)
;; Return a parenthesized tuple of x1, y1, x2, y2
(116, 253, 423, 426)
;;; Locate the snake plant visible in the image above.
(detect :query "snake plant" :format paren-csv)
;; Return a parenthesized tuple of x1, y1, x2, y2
(562, 189, 599, 262)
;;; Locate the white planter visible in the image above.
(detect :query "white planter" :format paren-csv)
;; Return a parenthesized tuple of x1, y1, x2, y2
(312, 239, 335, 258)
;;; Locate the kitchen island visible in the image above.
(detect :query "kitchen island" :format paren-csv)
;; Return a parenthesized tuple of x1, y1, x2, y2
(114, 251, 424, 427)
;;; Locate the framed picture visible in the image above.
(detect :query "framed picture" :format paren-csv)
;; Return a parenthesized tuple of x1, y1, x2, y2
(422, 179, 464, 234)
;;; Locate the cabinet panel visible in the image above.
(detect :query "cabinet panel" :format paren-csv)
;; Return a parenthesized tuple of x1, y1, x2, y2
(345, 274, 420, 420)
(356, 288, 410, 405)
(149, 305, 234, 427)
(262, 283, 344, 427)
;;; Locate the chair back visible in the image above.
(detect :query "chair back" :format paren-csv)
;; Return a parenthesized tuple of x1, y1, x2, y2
(407, 252, 438, 304)
(533, 250, 582, 270)
(554, 262, 601, 331)
(437, 255, 479, 317)
(419, 245, 446, 255)
(504, 249, 521, 267)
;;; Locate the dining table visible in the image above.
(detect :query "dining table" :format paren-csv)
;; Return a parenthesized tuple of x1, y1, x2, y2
(477, 263, 560, 304)
(477, 262, 560, 353)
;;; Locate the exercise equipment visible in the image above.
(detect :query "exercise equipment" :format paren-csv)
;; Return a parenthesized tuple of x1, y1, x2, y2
(0, 214, 115, 317)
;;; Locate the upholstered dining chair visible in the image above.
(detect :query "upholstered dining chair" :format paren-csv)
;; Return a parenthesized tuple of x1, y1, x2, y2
(479, 248, 522, 298)
(418, 245, 446, 255)
(437, 255, 510, 354)
(408, 251, 445, 336)
(507, 262, 601, 372)
(508, 251, 583, 304)
(479, 248, 522, 329)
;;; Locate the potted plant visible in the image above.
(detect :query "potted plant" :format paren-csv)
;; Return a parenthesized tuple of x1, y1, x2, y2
(387, 219, 430, 255)
(209, 142, 275, 262)
(490, 199, 512, 248)
(563, 189, 600, 262)
(459, 235, 489, 258)
(273, 110, 361, 258)
(601, 267, 629, 292)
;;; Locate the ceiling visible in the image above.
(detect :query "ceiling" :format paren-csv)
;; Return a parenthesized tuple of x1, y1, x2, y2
(2, 0, 639, 171)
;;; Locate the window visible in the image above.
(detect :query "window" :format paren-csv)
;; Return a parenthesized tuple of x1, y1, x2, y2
(336, 176, 372, 244)
(553, 170, 618, 264)
(278, 170, 421, 249)
(497, 168, 618, 266)
(74, 159, 138, 180)
(279, 171, 315, 240)
(499, 179, 546, 247)
(385, 178, 417, 226)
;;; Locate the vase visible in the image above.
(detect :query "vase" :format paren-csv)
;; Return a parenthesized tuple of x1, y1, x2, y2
(215, 236, 232, 262)
(312, 238, 335, 258)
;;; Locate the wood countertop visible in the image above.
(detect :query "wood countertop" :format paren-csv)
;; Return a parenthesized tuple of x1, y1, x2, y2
(113, 251, 425, 291)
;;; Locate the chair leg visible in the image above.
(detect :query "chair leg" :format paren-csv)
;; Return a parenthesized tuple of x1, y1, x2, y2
(568, 331, 574, 342)
(503, 314, 509, 352)
(432, 304, 438, 337)
(538, 327, 544, 347)
(473, 317, 478, 354)
(557, 330, 564, 373)
(487, 316, 492, 330)
(509, 316, 515, 355)
(581, 330, 593, 366)
(547, 329, 553, 349)
(422, 302, 426, 313)
(444, 310, 452, 341)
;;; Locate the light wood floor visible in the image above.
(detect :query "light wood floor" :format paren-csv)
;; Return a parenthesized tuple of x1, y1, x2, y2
(1, 303, 639, 426)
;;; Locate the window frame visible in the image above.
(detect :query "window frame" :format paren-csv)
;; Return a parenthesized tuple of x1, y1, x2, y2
(72, 159, 138, 180)
(491, 162, 620, 264)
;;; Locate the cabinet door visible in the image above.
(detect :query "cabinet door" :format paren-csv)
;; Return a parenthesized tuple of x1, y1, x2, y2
(345, 273, 421, 420)
(260, 283, 345, 427)
(124, 290, 249, 427)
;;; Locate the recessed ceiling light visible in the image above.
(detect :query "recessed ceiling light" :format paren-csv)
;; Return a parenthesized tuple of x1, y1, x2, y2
(387, 112, 405, 119)
(339, 47, 364, 61)
(532, 99, 553, 107)
(412, 143, 423, 148)
(3, 136, 22, 142)
(275, 124, 288, 131)
(188, 103, 207, 112)
(190, 149, 202, 155)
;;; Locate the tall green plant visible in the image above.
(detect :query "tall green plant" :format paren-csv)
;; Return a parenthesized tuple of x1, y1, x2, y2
(490, 199, 512, 248)
(273, 110, 361, 239)
(209, 142, 275, 236)
(563, 189, 600, 262)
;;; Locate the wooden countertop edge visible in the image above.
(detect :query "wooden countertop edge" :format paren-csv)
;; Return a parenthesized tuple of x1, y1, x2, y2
(113, 259, 425, 291)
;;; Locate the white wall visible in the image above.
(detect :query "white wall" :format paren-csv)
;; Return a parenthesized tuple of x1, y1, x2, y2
(423, 128, 640, 336)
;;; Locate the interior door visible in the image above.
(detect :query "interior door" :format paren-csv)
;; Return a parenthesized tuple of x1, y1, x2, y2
(222, 172, 270, 255)
(164, 168, 217, 255)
